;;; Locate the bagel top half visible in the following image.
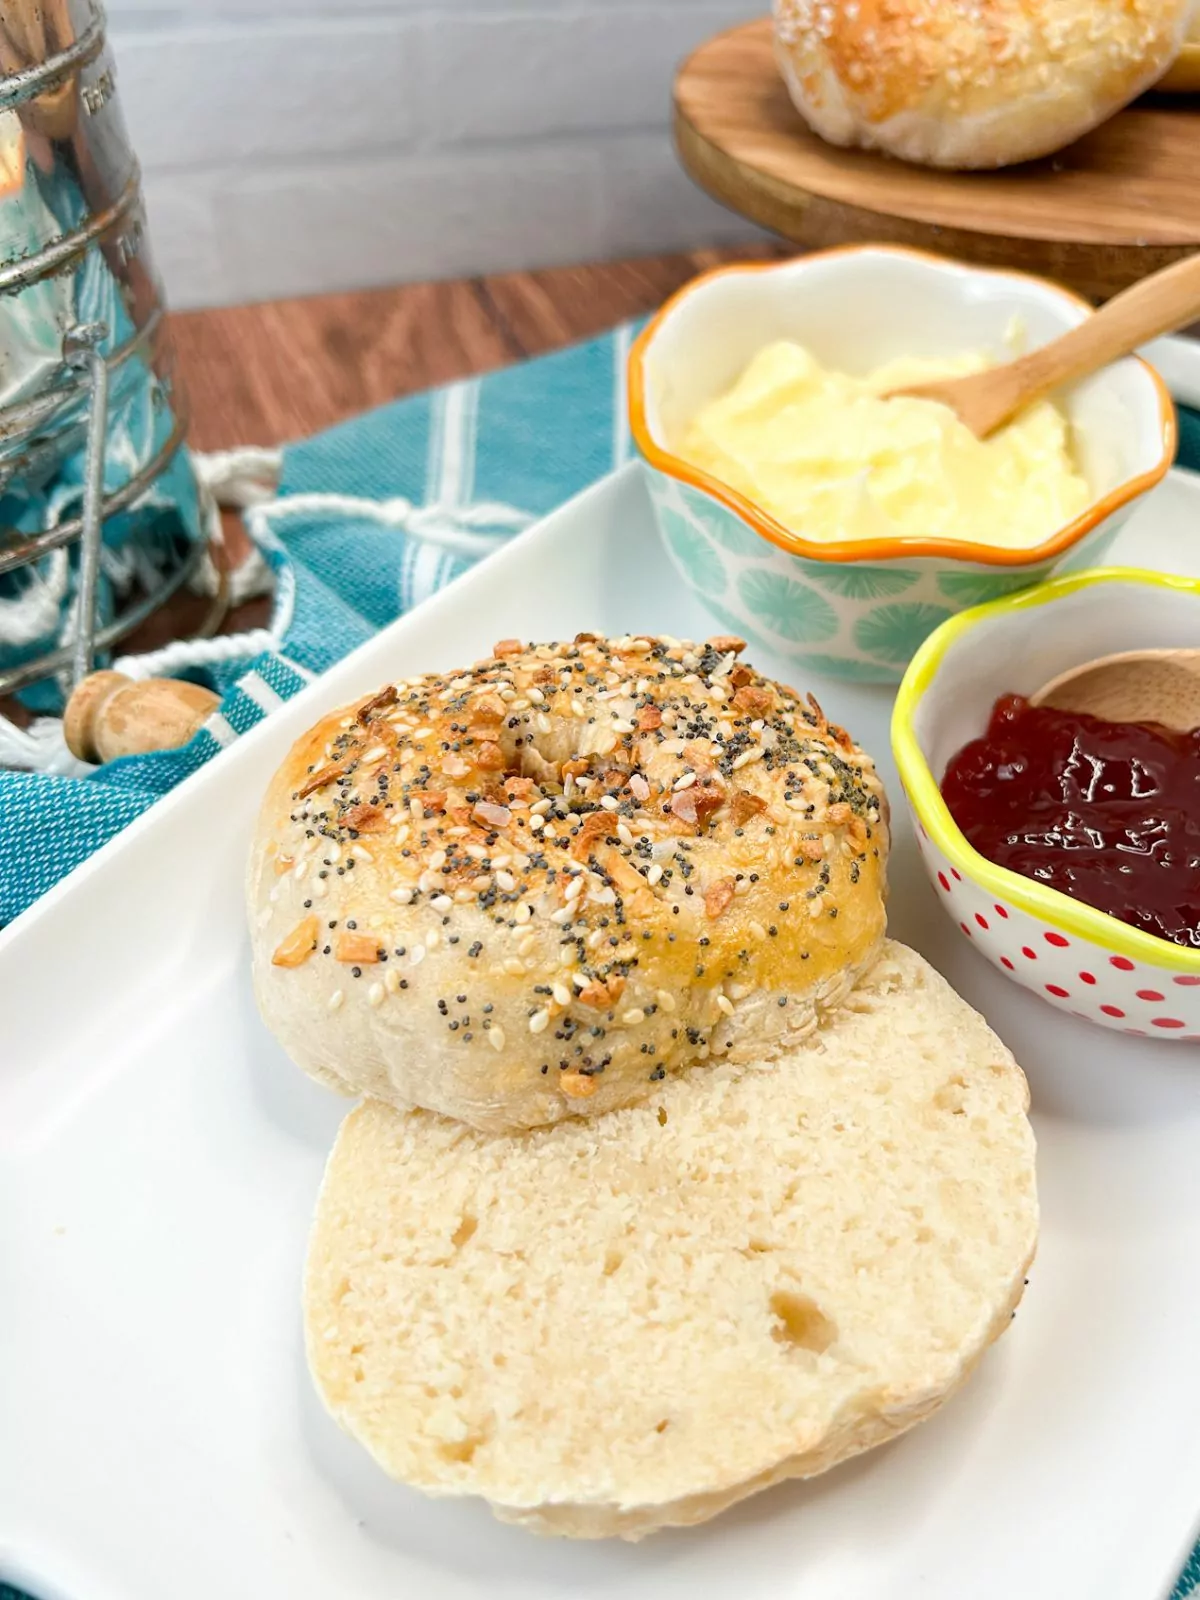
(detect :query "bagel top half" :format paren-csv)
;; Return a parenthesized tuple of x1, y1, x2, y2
(248, 633, 888, 1132)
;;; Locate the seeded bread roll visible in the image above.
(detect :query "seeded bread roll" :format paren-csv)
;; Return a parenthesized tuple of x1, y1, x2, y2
(773, 0, 1196, 169)
(305, 942, 1038, 1540)
(248, 634, 888, 1133)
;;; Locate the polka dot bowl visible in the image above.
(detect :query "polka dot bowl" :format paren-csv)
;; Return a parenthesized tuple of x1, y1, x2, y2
(628, 246, 1174, 683)
(892, 568, 1200, 1038)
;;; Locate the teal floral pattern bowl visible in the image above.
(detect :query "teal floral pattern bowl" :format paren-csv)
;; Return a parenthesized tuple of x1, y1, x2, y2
(629, 247, 1175, 682)
(646, 469, 1120, 685)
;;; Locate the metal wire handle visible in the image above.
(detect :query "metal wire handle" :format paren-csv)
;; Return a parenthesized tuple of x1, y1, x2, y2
(62, 319, 109, 687)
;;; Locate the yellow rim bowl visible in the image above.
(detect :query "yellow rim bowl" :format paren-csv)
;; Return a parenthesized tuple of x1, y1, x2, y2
(891, 566, 1200, 975)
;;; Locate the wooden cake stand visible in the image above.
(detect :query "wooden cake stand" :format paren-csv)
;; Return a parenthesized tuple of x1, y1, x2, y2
(674, 19, 1200, 301)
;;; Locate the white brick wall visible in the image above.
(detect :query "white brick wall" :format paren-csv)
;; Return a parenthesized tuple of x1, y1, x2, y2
(104, 1, 769, 309)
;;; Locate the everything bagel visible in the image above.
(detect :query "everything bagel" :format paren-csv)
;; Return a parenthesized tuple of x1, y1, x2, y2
(248, 634, 889, 1132)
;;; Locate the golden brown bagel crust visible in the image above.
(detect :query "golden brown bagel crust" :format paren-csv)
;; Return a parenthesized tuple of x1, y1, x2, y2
(248, 634, 888, 1132)
(773, 0, 1195, 169)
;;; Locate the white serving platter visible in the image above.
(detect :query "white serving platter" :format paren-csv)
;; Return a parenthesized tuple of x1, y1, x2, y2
(5, 461, 1200, 1600)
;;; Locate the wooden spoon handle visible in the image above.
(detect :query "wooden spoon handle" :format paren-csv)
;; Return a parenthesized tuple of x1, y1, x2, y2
(1007, 252, 1200, 407)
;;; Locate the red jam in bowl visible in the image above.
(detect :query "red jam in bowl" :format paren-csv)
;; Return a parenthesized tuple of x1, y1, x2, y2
(940, 694, 1200, 950)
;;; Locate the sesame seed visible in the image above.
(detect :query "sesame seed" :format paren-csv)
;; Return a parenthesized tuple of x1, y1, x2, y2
(621, 1008, 646, 1026)
(384, 969, 401, 993)
(647, 863, 664, 887)
(657, 989, 676, 1013)
(495, 870, 517, 892)
(390, 886, 414, 905)
(565, 877, 584, 902)
(673, 771, 697, 792)
(489, 1026, 506, 1052)
(552, 982, 572, 1006)
(410, 944, 427, 966)
(529, 1009, 551, 1034)
(716, 994, 735, 1017)
(328, 989, 344, 1011)
(431, 894, 453, 913)
(504, 957, 525, 976)
(367, 982, 385, 1007)
(428, 848, 447, 871)
(749, 920, 767, 941)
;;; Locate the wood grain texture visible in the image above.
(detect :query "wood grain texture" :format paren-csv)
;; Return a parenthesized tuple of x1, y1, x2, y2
(1160, 44, 1200, 92)
(675, 20, 1200, 302)
(143, 248, 783, 657)
(171, 247, 784, 452)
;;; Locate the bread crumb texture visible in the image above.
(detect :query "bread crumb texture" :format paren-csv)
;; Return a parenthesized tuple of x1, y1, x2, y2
(305, 942, 1037, 1539)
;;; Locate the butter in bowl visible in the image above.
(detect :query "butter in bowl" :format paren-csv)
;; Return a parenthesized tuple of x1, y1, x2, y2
(627, 246, 1175, 682)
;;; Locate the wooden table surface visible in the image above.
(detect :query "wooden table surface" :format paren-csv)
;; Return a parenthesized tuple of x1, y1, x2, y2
(173, 245, 781, 452)
(135, 244, 778, 651)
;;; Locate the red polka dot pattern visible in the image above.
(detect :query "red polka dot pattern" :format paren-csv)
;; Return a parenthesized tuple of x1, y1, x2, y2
(904, 803, 1200, 1039)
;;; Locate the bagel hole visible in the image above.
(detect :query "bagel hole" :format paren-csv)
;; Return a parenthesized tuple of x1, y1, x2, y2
(769, 1290, 838, 1354)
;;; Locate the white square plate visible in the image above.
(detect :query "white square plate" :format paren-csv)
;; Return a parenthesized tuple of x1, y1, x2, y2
(5, 463, 1200, 1600)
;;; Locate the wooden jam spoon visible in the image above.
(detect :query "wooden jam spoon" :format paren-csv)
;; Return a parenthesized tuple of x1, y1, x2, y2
(1030, 649, 1200, 732)
(892, 252, 1200, 438)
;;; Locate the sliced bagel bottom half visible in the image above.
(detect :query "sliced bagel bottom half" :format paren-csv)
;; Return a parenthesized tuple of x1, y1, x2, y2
(304, 941, 1038, 1541)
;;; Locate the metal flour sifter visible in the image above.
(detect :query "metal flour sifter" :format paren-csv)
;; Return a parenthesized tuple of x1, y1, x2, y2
(0, 0, 207, 706)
